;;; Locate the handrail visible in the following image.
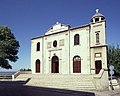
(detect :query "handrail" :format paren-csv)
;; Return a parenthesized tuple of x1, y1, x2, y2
(93, 69, 105, 79)
(93, 68, 109, 90)
(12, 70, 32, 80)
(0, 74, 12, 79)
(12, 70, 21, 80)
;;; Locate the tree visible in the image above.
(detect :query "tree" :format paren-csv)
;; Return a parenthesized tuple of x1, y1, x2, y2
(0, 26, 20, 69)
(107, 44, 120, 75)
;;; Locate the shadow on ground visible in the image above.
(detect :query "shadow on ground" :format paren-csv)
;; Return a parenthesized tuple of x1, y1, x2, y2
(0, 81, 95, 96)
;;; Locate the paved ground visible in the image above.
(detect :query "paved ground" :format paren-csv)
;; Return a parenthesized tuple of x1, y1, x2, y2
(94, 89, 120, 96)
(0, 81, 119, 96)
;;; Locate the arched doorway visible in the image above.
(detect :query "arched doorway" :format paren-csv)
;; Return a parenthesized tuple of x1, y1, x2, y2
(95, 60, 102, 74)
(73, 56, 81, 73)
(51, 56, 59, 73)
(35, 59, 40, 73)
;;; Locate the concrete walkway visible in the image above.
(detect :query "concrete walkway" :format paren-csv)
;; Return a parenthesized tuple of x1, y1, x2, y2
(0, 81, 119, 96)
(93, 89, 120, 96)
(95, 89, 120, 96)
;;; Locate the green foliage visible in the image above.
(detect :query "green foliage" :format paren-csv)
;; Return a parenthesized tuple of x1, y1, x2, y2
(107, 44, 120, 75)
(0, 26, 20, 69)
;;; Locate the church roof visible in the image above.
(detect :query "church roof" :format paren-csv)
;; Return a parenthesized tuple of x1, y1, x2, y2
(31, 23, 89, 40)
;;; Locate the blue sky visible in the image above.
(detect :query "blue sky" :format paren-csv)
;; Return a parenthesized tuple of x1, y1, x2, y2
(0, 0, 120, 71)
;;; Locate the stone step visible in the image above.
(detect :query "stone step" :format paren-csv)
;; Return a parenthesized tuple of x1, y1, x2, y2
(0, 74, 12, 79)
(15, 74, 96, 90)
(14, 73, 32, 81)
(28, 82, 95, 88)
(28, 82, 95, 90)
(109, 79, 120, 90)
(26, 74, 96, 90)
(31, 74, 93, 79)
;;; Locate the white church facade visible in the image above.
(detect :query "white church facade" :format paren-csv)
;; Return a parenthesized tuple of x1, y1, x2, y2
(31, 9, 109, 90)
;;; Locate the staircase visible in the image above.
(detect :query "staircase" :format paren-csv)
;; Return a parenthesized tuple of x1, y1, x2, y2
(27, 74, 96, 90)
(13, 71, 32, 81)
(109, 78, 120, 90)
(0, 74, 12, 80)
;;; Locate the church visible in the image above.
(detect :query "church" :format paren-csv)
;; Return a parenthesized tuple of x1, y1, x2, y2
(30, 9, 109, 90)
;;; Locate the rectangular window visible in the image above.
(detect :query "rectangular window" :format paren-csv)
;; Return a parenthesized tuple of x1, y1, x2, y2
(95, 18, 99, 22)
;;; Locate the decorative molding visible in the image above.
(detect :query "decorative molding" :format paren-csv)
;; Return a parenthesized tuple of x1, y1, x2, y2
(90, 45, 107, 48)
(95, 31, 100, 33)
(48, 48, 62, 52)
(47, 42, 51, 48)
(91, 68, 95, 70)
(65, 33, 68, 35)
(59, 39, 64, 46)
(93, 24, 102, 28)
(95, 53, 102, 58)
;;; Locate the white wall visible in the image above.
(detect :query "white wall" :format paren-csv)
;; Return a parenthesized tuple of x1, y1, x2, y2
(90, 21, 107, 74)
(31, 21, 107, 75)
(69, 27, 90, 74)
(31, 38, 43, 74)
(43, 31, 70, 74)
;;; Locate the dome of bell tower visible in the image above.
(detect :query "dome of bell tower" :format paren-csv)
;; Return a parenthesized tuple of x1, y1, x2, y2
(91, 9, 105, 23)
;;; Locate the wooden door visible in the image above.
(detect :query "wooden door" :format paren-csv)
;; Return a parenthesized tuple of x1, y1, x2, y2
(36, 59, 40, 73)
(73, 56, 81, 73)
(95, 61, 102, 74)
(36, 63, 40, 73)
(51, 56, 59, 73)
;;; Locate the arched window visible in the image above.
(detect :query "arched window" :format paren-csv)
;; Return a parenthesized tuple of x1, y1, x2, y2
(35, 59, 40, 73)
(36, 42, 40, 51)
(96, 33, 100, 44)
(74, 34, 79, 45)
(73, 55, 81, 73)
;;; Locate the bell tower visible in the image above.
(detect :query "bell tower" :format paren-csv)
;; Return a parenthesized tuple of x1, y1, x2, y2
(90, 9, 106, 46)
(90, 9, 107, 74)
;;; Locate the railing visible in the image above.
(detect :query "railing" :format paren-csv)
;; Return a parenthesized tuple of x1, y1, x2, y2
(93, 69, 105, 79)
(12, 70, 32, 80)
(12, 70, 21, 80)
(93, 68, 109, 90)
(0, 74, 12, 79)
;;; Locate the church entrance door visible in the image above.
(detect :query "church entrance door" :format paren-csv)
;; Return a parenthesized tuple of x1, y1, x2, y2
(95, 60, 102, 74)
(36, 59, 40, 73)
(51, 56, 59, 73)
(73, 56, 81, 73)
